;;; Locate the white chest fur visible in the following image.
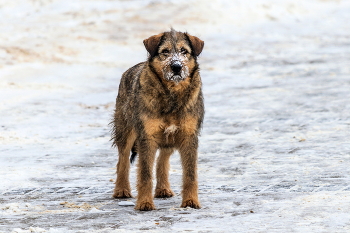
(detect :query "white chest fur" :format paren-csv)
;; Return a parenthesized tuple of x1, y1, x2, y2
(164, 124, 178, 135)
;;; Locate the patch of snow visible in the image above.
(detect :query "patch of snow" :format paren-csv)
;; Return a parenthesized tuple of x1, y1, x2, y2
(118, 201, 135, 206)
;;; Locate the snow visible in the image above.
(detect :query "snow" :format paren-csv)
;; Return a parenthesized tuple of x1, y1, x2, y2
(1, 0, 350, 232)
(118, 201, 135, 206)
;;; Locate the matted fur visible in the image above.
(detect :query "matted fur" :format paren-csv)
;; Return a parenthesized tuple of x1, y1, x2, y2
(111, 29, 204, 211)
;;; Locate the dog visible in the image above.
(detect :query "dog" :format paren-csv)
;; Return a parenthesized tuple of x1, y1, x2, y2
(111, 29, 204, 211)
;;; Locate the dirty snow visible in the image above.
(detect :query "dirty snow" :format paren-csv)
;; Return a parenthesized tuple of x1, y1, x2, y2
(1, 0, 350, 232)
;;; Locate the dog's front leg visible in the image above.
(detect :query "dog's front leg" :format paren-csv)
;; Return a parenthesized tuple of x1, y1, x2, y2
(135, 138, 157, 211)
(179, 135, 201, 209)
(155, 148, 175, 198)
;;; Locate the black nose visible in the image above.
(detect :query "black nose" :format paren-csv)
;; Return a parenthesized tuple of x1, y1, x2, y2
(171, 62, 182, 73)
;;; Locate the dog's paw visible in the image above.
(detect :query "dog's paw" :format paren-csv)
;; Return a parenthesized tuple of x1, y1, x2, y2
(181, 199, 201, 209)
(135, 201, 156, 211)
(155, 188, 175, 198)
(112, 189, 132, 198)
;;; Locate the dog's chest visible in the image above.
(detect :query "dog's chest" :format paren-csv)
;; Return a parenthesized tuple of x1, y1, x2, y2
(164, 124, 178, 135)
(142, 115, 198, 147)
(155, 123, 180, 146)
(163, 124, 178, 142)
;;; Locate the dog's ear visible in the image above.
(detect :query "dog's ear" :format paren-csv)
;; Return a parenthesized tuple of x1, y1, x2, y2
(143, 33, 163, 57)
(186, 34, 204, 57)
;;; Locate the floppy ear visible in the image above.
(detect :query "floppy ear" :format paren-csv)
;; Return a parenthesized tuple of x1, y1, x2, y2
(143, 33, 163, 57)
(186, 34, 204, 56)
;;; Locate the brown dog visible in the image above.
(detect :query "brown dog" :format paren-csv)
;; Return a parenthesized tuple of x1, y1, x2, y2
(111, 29, 204, 211)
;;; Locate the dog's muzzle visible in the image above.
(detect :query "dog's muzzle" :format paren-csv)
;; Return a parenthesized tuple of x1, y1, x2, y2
(170, 60, 182, 74)
(163, 56, 189, 83)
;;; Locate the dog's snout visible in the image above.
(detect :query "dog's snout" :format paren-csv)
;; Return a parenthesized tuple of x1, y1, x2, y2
(171, 61, 182, 73)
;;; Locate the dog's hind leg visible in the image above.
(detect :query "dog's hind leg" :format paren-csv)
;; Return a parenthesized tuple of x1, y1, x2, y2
(155, 148, 175, 198)
(113, 131, 136, 198)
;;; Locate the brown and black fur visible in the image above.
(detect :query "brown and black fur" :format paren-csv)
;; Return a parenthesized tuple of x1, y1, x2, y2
(111, 29, 204, 211)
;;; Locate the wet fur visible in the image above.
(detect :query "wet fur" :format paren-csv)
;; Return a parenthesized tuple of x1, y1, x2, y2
(111, 29, 204, 211)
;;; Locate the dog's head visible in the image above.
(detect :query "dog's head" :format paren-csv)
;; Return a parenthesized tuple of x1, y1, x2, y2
(144, 29, 204, 84)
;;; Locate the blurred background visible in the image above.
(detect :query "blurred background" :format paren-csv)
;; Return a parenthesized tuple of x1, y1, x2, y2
(1, 0, 349, 69)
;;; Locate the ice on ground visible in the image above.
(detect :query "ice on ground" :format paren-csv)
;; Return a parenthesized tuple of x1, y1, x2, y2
(118, 201, 135, 206)
(11, 228, 47, 233)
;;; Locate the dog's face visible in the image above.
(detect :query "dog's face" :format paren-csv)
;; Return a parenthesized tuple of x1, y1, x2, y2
(144, 29, 204, 84)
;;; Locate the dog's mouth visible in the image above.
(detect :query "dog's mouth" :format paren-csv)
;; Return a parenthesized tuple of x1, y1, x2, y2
(167, 74, 185, 83)
(164, 67, 189, 84)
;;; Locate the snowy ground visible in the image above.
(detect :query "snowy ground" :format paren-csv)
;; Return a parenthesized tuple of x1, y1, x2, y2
(1, 0, 350, 232)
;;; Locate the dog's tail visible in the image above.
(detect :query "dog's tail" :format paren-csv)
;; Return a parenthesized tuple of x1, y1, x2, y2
(130, 144, 138, 164)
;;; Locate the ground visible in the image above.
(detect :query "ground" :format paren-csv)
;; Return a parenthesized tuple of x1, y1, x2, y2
(1, 0, 350, 232)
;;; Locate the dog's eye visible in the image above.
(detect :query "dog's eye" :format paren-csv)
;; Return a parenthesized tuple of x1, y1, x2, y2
(161, 49, 170, 54)
(180, 48, 188, 54)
